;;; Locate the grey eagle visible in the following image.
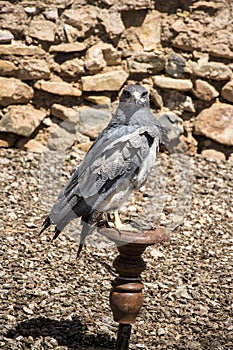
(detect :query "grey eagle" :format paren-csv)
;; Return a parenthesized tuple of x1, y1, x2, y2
(40, 85, 166, 256)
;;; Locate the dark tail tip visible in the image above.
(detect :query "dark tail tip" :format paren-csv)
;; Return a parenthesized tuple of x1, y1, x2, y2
(39, 217, 51, 236)
(52, 227, 61, 240)
(76, 243, 84, 258)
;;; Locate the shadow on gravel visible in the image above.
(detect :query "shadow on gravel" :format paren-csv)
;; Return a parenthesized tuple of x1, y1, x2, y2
(5, 316, 116, 349)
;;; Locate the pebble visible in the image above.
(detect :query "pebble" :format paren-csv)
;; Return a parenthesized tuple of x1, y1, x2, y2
(25, 222, 37, 228)
(150, 248, 164, 258)
(127, 205, 137, 212)
(23, 306, 34, 315)
(7, 212, 17, 220)
(24, 7, 37, 15)
(157, 328, 166, 336)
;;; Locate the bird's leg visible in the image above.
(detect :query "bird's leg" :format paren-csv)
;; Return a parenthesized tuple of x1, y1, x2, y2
(113, 210, 122, 228)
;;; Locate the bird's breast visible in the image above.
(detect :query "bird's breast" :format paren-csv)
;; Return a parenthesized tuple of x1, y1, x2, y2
(136, 139, 158, 187)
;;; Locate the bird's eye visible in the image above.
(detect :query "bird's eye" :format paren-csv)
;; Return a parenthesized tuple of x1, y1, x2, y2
(124, 90, 131, 97)
(141, 91, 148, 97)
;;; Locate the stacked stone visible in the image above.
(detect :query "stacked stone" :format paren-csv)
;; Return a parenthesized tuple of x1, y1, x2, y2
(0, 0, 232, 160)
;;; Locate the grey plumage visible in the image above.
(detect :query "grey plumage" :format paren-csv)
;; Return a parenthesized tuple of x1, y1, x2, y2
(40, 85, 166, 256)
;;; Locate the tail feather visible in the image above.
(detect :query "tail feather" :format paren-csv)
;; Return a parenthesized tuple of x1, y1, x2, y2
(52, 227, 61, 240)
(76, 219, 94, 258)
(76, 242, 84, 258)
(39, 216, 51, 235)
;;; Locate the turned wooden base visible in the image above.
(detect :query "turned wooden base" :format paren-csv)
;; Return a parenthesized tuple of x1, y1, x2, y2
(98, 227, 170, 326)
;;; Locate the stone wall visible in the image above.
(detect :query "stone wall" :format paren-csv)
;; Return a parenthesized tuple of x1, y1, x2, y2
(0, 0, 232, 160)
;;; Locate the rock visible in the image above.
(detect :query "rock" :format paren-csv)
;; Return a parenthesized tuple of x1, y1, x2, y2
(61, 6, 97, 37)
(43, 0, 71, 9)
(153, 76, 193, 91)
(160, 88, 195, 114)
(60, 58, 85, 77)
(72, 131, 90, 145)
(221, 80, 233, 103)
(24, 6, 37, 16)
(127, 52, 165, 74)
(22, 305, 33, 315)
(0, 133, 16, 147)
(0, 4, 28, 36)
(191, 1, 224, 11)
(115, 0, 153, 11)
(194, 103, 233, 146)
(0, 77, 34, 107)
(150, 88, 163, 109)
(28, 19, 56, 42)
(157, 328, 166, 336)
(17, 59, 51, 80)
(101, 43, 121, 66)
(172, 19, 203, 35)
(17, 139, 46, 153)
(136, 10, 161, 51)
(0, 43, 45, 56)
(158, 111, 184, 151)
(0, 105, 46, 137)
(118, 27, 144, 54)
(60, 119, 78, 134)
(47, 125, 77, 151)
(192, 79, 219, 101)
(85, 44, 107, 72)
(98, 9, 125, 38)
(0, 60, 17, 75)
(76, 141, 93, 152)
(201, 149, 226, 162)
(34, 80, 82, 97)
(165, 52, 186, 78)
(42, 117, 53, 127)
(186, 61, 232, 81)
(63, 24, 81, 43)
(172, 31, 198, 51)
(81, 69, 128, 91)
(150, 248, 164, 258)
(174, 285, 192, 300)
(208, 44, 233, 60)
(50, 104, 79, 121)
(186, 341, 202, 350)
(49, 42, 86, 53)
(84, 95, 111, 107)
(182, 95, 195, 113)
(119, 10, 161, 53)
(79, 107, 111, 127)
(228, 153, 233, 162)
(43, 8, 59, 22)
(79, 107, 111, 139)
(0, 29, 14, 43)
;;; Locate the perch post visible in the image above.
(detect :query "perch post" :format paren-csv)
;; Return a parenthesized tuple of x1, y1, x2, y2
(98, 226, 170, 349)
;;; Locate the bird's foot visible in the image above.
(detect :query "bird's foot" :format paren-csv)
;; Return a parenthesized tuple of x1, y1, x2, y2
(107, 210, 142, 233)
(108, 221, 141, 232)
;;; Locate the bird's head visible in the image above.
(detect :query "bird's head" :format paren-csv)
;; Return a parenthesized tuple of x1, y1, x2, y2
(120, 85, 150, 107)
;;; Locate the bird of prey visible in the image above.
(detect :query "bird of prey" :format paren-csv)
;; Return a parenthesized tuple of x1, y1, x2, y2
(40, 85, 166, 256)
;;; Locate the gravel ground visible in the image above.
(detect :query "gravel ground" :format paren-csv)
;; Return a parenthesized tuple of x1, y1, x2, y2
(0, 147, 232, 350)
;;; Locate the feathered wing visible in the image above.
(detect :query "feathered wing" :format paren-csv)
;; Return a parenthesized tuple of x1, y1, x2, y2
(40, 122, 160, 238)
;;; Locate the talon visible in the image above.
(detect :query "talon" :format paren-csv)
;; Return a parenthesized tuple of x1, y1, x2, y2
(111, 210, 141, 232)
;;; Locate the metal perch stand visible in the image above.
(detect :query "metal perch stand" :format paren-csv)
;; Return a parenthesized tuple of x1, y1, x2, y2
(98, 226, 170, 350)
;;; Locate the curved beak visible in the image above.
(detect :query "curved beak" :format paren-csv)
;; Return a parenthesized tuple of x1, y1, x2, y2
(132, 90, 141, 104)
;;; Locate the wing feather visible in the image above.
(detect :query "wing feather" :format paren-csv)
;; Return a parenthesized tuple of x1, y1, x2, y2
(69, 125, 152, 197)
